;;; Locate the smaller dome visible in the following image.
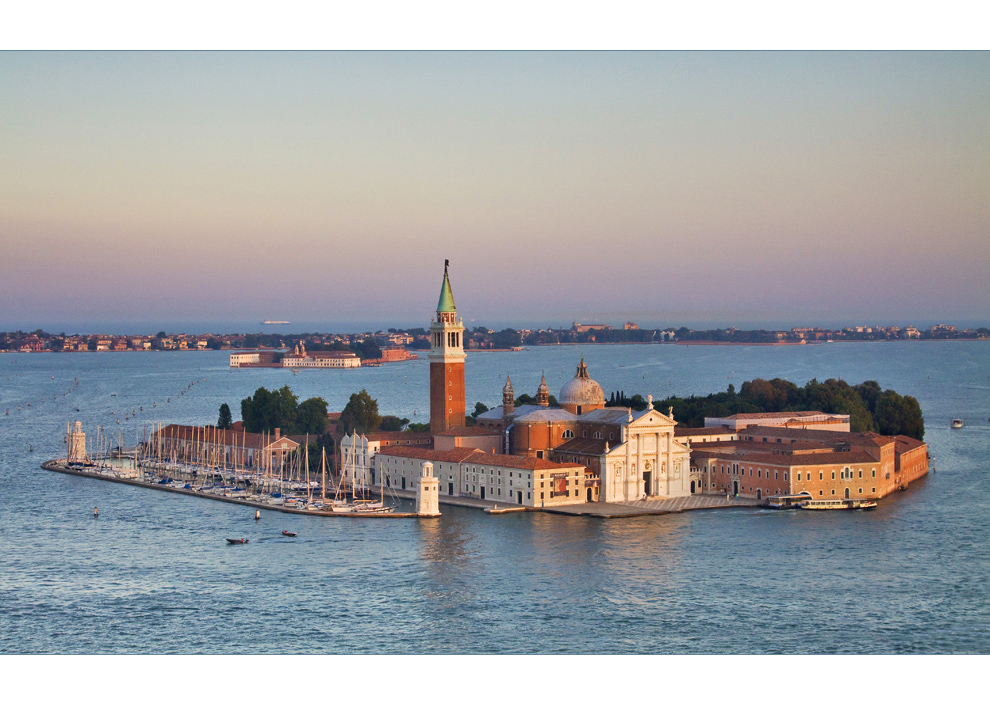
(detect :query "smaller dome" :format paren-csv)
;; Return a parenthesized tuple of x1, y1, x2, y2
(558, 358, 605, 407)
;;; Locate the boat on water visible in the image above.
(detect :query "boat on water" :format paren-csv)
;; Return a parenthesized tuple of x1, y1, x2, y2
(800, 498, 878, 511)
(767, 492, 813, 509)
(952, 419, 964, 428)
(225, 538, 249, 544)
(282, 530, 296, 537)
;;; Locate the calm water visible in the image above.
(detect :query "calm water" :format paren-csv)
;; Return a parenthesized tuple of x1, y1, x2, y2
(1, 342, 988, 654)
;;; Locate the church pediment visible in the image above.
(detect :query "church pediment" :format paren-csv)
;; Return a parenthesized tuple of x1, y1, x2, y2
(627, 408, 675, 429)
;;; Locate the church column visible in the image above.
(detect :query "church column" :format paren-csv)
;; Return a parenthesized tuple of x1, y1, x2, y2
(655, 431, 662, 496)
(624, 433, 632, 502)
(636, 430, 643, 498)
(667, 429, 684, 497)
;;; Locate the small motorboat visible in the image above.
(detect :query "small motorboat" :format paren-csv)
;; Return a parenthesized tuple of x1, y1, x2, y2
(225, 538, 249, 545)
(282, 530, 297, 537)
(952, 419, 964, 428)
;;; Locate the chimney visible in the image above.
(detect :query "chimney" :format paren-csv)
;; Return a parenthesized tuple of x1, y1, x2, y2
(275, 428, 281, 439)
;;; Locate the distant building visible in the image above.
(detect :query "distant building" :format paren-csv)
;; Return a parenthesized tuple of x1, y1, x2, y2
(379, 347, 418, 363)
(704, 411, 851, 432)
(572, 322, 613, 333)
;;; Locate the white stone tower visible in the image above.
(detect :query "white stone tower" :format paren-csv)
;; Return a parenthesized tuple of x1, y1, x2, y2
(416, 461, 441, 516)
(67, 421, 86, 462)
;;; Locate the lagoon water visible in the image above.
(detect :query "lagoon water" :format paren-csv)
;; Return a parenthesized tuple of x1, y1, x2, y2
(1, 342, 989, 654)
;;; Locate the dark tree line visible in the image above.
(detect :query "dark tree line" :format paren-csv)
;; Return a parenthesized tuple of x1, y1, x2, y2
(238, 386, 329, 435)
(655, 378, 925, 440)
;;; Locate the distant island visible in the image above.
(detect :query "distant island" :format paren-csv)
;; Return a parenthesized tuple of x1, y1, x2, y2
(2, 321, 987, 354)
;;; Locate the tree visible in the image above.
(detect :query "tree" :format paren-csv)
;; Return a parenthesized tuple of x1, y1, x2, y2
(241, 385, 299, 433)
(217, 403, 233, 430)
(296, 397, 329, 435)
(875, 391, 925, 440)
(378, 415, 409, 432)
(471, 402, 489, 418)
(338, 390, 381, 435)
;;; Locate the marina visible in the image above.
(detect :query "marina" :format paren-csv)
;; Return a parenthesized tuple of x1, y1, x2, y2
(41, 460, 422, 518)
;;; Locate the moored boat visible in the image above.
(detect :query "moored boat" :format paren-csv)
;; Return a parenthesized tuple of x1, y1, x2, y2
(800, 498, 878, 511)
(767, 492, 813, 509)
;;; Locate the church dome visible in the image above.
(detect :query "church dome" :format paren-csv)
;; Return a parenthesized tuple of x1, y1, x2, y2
(558, 358, 605, 410)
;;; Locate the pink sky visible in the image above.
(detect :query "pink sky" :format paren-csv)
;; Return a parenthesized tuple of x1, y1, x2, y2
(2, 52, 988, 332)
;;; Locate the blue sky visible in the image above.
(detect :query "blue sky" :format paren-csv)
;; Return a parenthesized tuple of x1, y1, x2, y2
(2, 52, 988, 333)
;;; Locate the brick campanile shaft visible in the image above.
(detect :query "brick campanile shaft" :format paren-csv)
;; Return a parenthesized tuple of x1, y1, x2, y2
(429, 260, 466, 433)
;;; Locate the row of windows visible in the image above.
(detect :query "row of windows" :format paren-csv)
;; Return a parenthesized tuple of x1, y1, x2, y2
(712, 464, 788, 482)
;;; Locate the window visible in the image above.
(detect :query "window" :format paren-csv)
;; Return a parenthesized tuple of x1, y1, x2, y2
(831, 471, 835, 480)
(819, 472, 823, 480)
(859, 470, 863, 479)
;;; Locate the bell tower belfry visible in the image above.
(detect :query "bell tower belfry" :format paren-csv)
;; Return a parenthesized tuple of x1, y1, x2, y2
(430, 260, 466, 433)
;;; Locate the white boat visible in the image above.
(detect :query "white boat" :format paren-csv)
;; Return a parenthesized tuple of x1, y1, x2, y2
(952, 419, 964, 428)
(801, 498, 878, 510)
(767, 492, 812, 509)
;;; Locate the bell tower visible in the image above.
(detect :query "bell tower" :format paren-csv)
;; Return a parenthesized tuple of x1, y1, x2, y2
(430, 260, 466, 433)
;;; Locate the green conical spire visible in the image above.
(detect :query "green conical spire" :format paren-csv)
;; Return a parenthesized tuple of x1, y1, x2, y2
(437, 260, 456, 313)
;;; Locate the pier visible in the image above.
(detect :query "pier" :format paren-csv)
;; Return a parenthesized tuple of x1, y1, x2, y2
(41, 461, 421, 518)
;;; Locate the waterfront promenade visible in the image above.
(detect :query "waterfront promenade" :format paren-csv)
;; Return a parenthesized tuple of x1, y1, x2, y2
(380, 485, 761, 517)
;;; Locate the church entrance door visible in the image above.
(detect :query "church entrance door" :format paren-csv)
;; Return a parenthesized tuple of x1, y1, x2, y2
(733, 481, 739, 496)
(517, 491, 523, 504)
(643, 471, 652, 497)
(481, 486, 485, 500)
(587, 488, 593, 502)
(691, 480, 696, 494)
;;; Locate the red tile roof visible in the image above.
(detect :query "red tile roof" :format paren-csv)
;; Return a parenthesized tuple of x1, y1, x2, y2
(376, 445, 583, 470)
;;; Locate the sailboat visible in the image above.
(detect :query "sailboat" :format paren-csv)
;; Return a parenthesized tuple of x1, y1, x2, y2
(326, 437, 395, 514)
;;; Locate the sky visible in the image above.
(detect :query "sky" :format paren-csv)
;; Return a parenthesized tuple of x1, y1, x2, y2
(2, 51, 988, 334)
